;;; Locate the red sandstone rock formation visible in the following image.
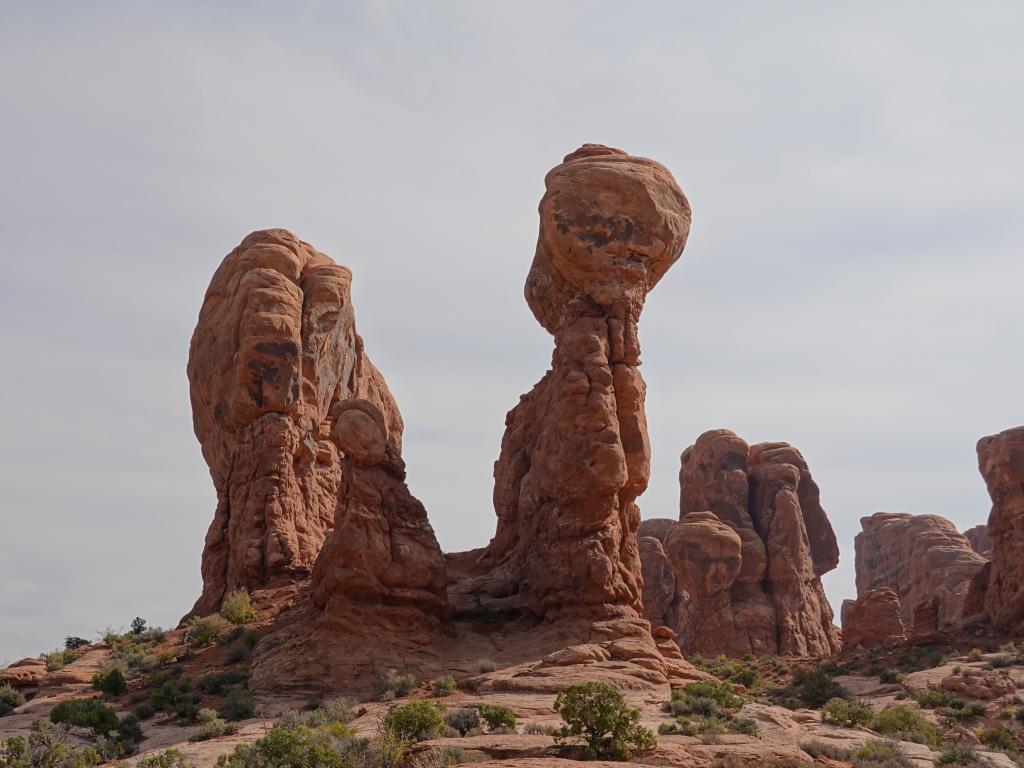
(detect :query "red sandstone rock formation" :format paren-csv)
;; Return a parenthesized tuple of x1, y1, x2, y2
(977, 427, 1024, 631)
(451, 144, 690, 626)
(843, 587, 906, 649)
(854, 512, 987, 633)
(187, 229, 402, 616)
(641, 429, 841, 657)
(964, 524, 993, 559)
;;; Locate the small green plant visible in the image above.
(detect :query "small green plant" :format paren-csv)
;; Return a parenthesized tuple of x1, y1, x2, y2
(878, 668, 902, 684)
(444, 707, 480, 736)
(871, 705, 939, 746)
(941, 700, 987, 724)
(220, 686, 256, 721)
(215, 723, 346, 768)
(432, 675, 456, 697)
(967, 648, 984, 662)
(194, 708, 234, 741)
(852, 738, 911, 766)
(911, 687, 955, 709)
(477, 659, 496, 673)
(696, 715, 725, 743)
(978, 727, 1017, 750)
(377, 669, 417, 700)
(42, 648, 79, 671)
(219, 590, 257, 625)
(936, 743, 982, 765)
(524, 722, 558, 736)
(383, 700, 445, 742)
(792, 667, 846, 708)
(800, 739, 851, 760)
(149, 674, 201, 724)
(50, 699, 120, 735)
(669, 679, 744, 718)
(117, 713, 144, 744)
(136, 749, 192, 768)
(478, 704, 516, 731)
(198, 669, 248, 695)
(0, 683, 25, 716)
(821, 697, 873, 727)
(92, 667, 128, 697)
(553, 681, 656, 760)
(185, 615, 226, 647)
(727, 716, 757, 735)
(0, 721, 102, 768)
(133, 702, 156, 720)
(225, 629, 260, 663)
(987, 655, 1014, 669)
(131, 617, 148, 635)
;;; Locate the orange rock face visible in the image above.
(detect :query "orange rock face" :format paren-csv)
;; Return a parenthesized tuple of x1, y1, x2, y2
(641, 429, 841, 657)
(452, 145, 690, 624)
(187, 229, 403, 615)
(854, 512, 987, 633)
(977, 426, 1024, 630)
(842, 587, 906, 650)
(964, 524, 993, 559)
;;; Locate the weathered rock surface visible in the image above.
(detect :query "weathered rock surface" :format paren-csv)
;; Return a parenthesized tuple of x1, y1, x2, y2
(964, 524, 993, 559)
(450, 144, 690, 629)
(641, 429, 841, 657)
(977, 427, 1024, 631)
(854, 512, 987, 632)
(187, 229, 402, 616)
(842, 587, 906, 649)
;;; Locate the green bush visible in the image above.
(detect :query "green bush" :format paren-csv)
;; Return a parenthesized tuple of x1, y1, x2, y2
(871, 705, 939, 746)
(553, 681, 656, 760)
(131, 618, 148, 635)
(198, 670, 248, 695)
(135, 749, 192, 768)
(383, 701, 445, 742)
(936, 744, 981, 765)
(478, 704, 516, 731)
(215, 724, 346, 768)
(878, 668, 902, 684)
(792, 667, 846, 708)
(0, 684, 25, 716)
(220, 590, 257, 625)
(477, 660, 496, 673)
(64, 637, 89, 651)
(43, 649, 79, 672)
(432, 675, 456, 697)
(727, 717, 757, 735)
(220, 686, 256, 722)
(444, 708, 480, 736)
(911, 688, 955, 709)
(696, 715, 725, 743)
(852, 739, 911, 766)
(978, 727, 1017, 750)
(941, 700, 987, 724)
(377, 669, 417, 700)
(224, 629, 260, 664)
(298, 698, 353, 729)
(669, 679, 743, 718)
(50, 699, 120, 735)
(194, 708, 233, 741)
(821, 697, 874, 727)
(185, 615, 226, 647)
(117, 713, 144, 744)
(133, 703, 156, 720)
(92, 668, 127, 697)
(149, 675, 201, 724)
(0, 720, 102, 768)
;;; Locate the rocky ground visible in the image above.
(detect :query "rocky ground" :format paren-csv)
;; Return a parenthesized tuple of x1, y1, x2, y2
(5, 611, 1024, 768)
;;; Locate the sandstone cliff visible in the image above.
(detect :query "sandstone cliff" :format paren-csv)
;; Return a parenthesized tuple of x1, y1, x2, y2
(977, 426, 1024, 631)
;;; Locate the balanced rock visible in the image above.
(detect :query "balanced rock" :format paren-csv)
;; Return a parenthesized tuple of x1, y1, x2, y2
(977, 426, 1024, 630)
(854, 512, 987, 633)
(452, 144, 690, 626)
(843, 587, 906, 649)
(187, 229, 402, 615)
(642, 429, 841, 657)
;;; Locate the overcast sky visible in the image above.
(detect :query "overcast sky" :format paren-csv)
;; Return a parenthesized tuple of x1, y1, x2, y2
(2, 2, 1022, 664)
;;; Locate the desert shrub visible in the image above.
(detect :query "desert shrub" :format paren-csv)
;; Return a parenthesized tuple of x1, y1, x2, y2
(670, 694, 718, 717)
(193, 708, 233, 741)
(383, 701, 445, 742)
(215, 724, 346, 768)
(43, 649, 79, 672)
(116, 713, 144, 744)
(130, 618, 148, 635)
(941, 700, 987, 724)
(696, 715, 725, 743)
(669, 679, 743, 718)
(409, 745, 486, 768)
(987, 655, 1015, 669)
(377, 669, 417, 700)
(185, 615, 226, 647)
(852, 739, 911, 767)
(712, 757, 810, 768)
(133, 703, 155, 720)
(220, 686, 256, 721)
(553, 681, 656, 760)
(791, 667, 846, 708)
(912, 688, 955, 709)
(478, 704, 516, 731)
(135, 749, 192, 768)
(729, 666, 760, 688)
(198, 670, 248, 695)
(895, 646, 947, 672)
(523, 722, 557, 736)
(936, 744, 982, 765)
(477, 660, 496, 674)
(303, 698, 353, 727)
(444, 708, 480, 736)
(225, 629, 260, 664)
(657, 722, 676, 735)
(727, 716, 757, 735)
(432, 675, 456, 697)
(967, 648, 984, 662)
(64, 637, 89, 651)
(92, 668, 127, 697)
(0, 720, 102, 768)
(878, 668, 902, 684)
(821, 697, 874, 727)
(50, 700, 120, 735)
(149, 675, 201, 724)
(871, 705, 939, 746)
(800, 739, 851, 760)
(219, 590, 257, 625)
(0, 684, 25, 716)
(978, 727, 1017, 750)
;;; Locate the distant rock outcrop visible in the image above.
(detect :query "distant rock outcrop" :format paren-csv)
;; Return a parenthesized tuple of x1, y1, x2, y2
(854, 512, 987, 634)
(187, 229, 402, 616)
(641, 429, 841, 657)
(977, 427, 1024, 631)
(964, 524, 993, 559)
(843, 587, 906, 649)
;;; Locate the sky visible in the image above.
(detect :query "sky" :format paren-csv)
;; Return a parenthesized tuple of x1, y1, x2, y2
(1, 2, 1022, 665)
